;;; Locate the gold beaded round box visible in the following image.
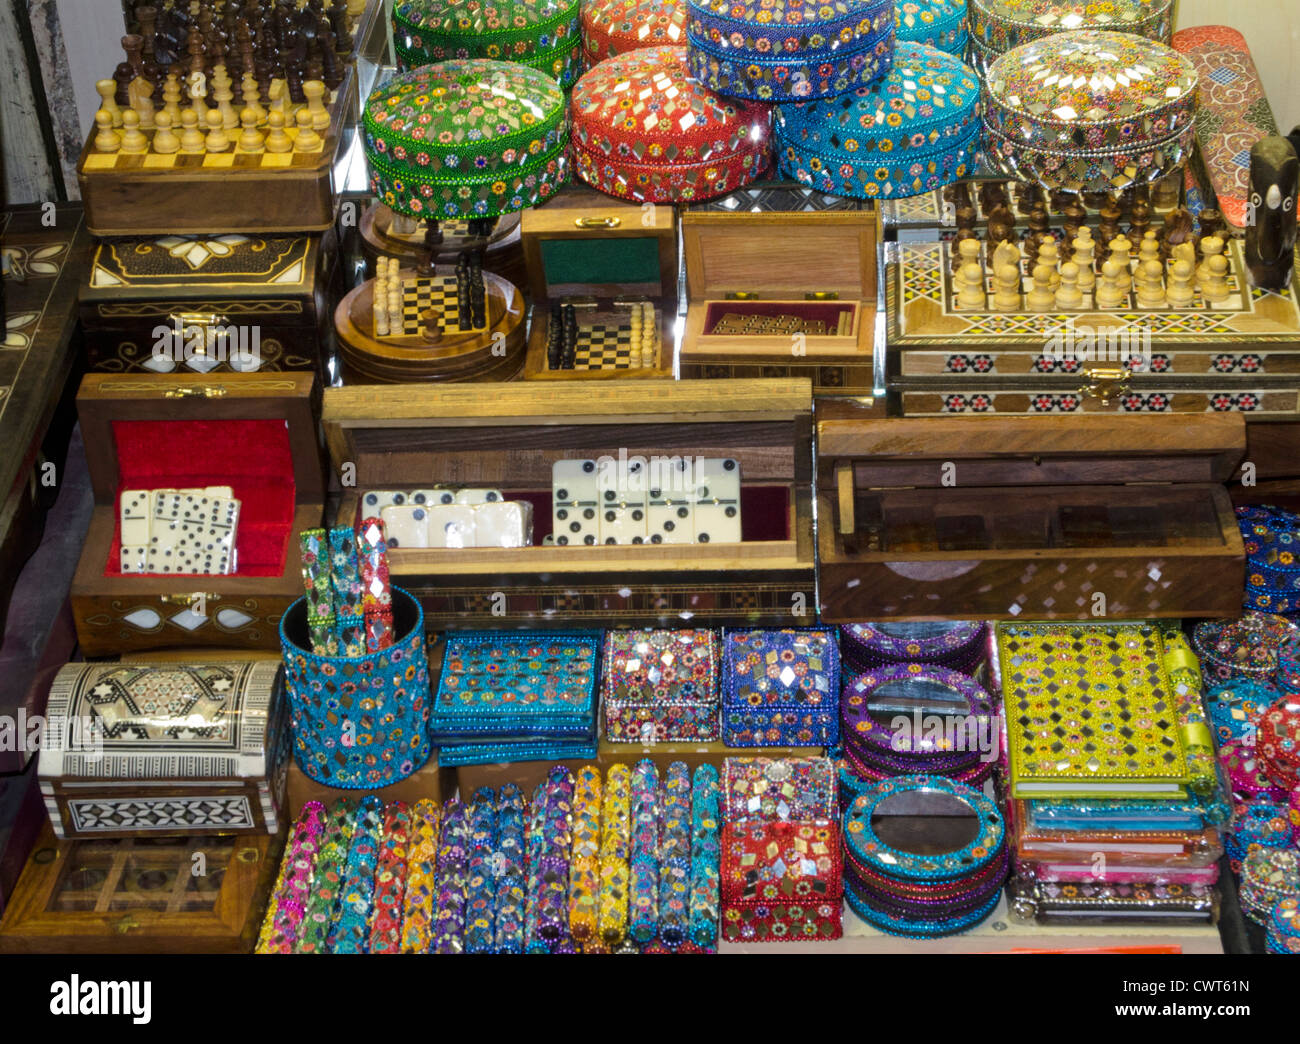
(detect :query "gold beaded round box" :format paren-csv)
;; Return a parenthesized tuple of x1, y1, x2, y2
(982, 29, 1197, 193)
(570, 45, 772, 202)
(393, 0, 584, 88)
(582, 0, 689, 63)
(363, 60, 569, 221)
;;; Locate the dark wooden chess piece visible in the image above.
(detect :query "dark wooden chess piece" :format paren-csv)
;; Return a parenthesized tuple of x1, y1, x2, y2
(547, 302, 563, 369)
(1062, 199, 1087, 246)
(1015, 182, 1043, 217)
(978, 181, 1007, 217)
(986, 203, 1015, 249)
(1152, 171, 1180, 210)
(1159, 206, 1196, 264)
(1245, 135, 1300, 290)
(329, 0, 353, 53)
(1027, 202, 1050, 243)
(113, 62, 135, 106)
(1129, 197, 1152, 244)
(1197, 207, 1227, 243)
(1082, 190, 1108, 211)
(1050, 188, 1072, 215)
(1098, 199, 1122, 245)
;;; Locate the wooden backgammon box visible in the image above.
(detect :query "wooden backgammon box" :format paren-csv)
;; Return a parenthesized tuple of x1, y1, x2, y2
(79, 229, 339, 376)
(520, 186, 676, 381)
(816, 402, 1247, 621)
(322, 379, 815, 629)
(0, 203, 92, 637)
(69, 373, 325, 655)
(0, 823, 283, 954)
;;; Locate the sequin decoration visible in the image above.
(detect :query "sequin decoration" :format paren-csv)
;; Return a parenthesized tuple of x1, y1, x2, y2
(369, 801, 412, 954)
(722, 756, 838, 822)
(1194, 614, 1299, 683)
(433, 797, 469, 953)
(598, 763, 632, 945)
(569, 767, 602, 942)
(721, 628, 841, 745)
(967, 0, 1174, 71)
(658, 761, 692, 945)
(895, 0, 967, 54)
(603, 629, 720, 743)
(721, 818, 844, 941)
(629, 759, 660, 942)
(494, 785, 528, 953)
(582, 0, 688, 62)
(330, 796, 384, 954)
(298, 799, 354, 953)
(400, 799, 441, 953)
(689, 763, 721, 947)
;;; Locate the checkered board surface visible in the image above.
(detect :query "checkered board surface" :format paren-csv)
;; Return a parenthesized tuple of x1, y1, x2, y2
(401, 276, 486, 336)
(82, 128, 325, 171)
(568, 322, 636, 370)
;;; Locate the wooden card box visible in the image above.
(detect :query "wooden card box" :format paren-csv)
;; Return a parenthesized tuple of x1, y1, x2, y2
(75, 65, 356, 237)
(679, 209, 878, 395)
(0, 823, 283, 954)
(71, 373, 325, 656)
(520, 186, 676, 380)
(816, 404, 1247, 621)
(78, 230, 338, 376)
(322, 379, 815, 628)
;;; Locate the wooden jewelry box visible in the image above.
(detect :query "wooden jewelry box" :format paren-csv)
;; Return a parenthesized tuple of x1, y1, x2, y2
(79, 229, 338, 376)
(322, 379, 815, 629)
(816, 402, 1247, 621)
(0, 822, 283, 954)
(70, 373, 325, 655)
(678, 209, 878, 396)
(520, 186, 676, 381)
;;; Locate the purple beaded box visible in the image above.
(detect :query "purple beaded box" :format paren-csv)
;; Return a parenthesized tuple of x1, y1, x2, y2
(721, 629, 839, 747)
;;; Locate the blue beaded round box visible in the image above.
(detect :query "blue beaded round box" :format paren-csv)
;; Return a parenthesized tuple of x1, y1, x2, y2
(685, 0, 896, 102)
(775, 40, 980, 199)
(280, 587, 433, 788)
(895, 0, 967, 55)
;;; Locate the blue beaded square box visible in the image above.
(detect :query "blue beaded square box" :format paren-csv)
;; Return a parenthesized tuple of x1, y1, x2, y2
(279, 587, 433, 788)
(721, 628, 840, 746)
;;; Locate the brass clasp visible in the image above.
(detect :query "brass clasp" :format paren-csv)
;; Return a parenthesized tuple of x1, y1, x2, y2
(159, 592, 220, 606)
(1079, 367, 1131, 406)
(574, 216, 620, 229)
(162, 386, 227, 399)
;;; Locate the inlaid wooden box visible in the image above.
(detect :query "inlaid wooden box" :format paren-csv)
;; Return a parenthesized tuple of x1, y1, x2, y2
(679, 209, 878, 396)
(0, 823, 283, 954)
(70, 373, 325, 655)
(816, 402, 1247, 621)
(520, 186, 676, 380)
(78, 230, 338, 376)
(322, 379, 815, 629)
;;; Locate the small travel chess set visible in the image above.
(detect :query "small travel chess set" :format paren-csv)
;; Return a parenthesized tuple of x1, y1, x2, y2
(707, 311, 851, 337)
(78, 0, 363, 234)
(551, 458, 742, 546)
(360, 488, 533, 549)
(298, 519, 394, 657)
(118, 487, 240, 575)
(545, 300, 660, 372)
(371, 255, 489, 340)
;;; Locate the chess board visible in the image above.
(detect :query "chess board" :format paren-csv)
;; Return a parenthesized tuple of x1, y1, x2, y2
(401, 276, 487, 337)
(569, 322, 636, 370)
(81, 125, 325, 171)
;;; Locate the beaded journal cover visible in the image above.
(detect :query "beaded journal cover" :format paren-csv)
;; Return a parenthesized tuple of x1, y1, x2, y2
(998, 623, 1191, 798)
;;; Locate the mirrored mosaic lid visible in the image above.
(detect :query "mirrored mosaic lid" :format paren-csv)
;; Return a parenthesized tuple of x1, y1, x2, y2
(394, 0, 580, 55)
(602, 629, 720, 707)
(572, 46, 771, 160)
(583, 0, 688, 59)
(969, 0, 1173, 52)
(984, 29, 1197, 153)
(687, 0, 885, 29)
(896, 0, 968, 46)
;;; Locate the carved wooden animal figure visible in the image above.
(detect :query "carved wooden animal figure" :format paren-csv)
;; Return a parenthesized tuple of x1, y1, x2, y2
(1245, 135, 1299, 291)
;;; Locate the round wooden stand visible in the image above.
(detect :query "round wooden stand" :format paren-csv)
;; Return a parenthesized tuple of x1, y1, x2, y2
(359, 204, 528, 291)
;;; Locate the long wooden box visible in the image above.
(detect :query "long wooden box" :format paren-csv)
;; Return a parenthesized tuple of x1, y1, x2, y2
(520, 186, 676, 381)
(679, 208, 878, 396)
(816, 403, 1247, 621)
(0, 204, 91, 636)
(78, 230, 338, 375)
(38, 660, 290, 840)
(0, 823, 283, 954)
(70, 373, 325, 655)
(75, 65, 356, 237)
(322, 379, 816, 628)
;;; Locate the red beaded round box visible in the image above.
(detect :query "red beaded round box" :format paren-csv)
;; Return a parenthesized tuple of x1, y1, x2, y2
(570, 45, 772, 203)
(582, 0, 689, 63)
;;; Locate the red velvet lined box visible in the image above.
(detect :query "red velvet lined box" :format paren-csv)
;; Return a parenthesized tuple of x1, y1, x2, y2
(721, 819, 844, 943)
(71, 374, 324, 655)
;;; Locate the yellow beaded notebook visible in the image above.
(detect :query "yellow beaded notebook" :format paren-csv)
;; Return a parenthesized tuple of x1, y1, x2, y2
(998, 622, 1190, 799)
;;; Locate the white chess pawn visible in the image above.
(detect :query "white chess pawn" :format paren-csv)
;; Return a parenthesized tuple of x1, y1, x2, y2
(119, 110, 149, 153)
(93, 110, 121, 153)
(373, 273, 390, 337)
(992, 262, 1022, 312)
(1056, 261, 1083, 310)
(264, 110, 292, 153)
(293, 108, 323, 152)
(1071, 231, 1096, 292)
(237, 108, 264, 152)
(303, 80, 331, 131)
(178, 108, 205, 153)
(1109, 233, 1133, 268)
(1167, 257, 1195, 308)
(1202, 253, 1231, 303)
(204, 108, 231, 152)
(95, 78, 123, 127)
(1027, 264, 1055, 311)
(152, 111, 180, 155)
(241, 72, 266, 123)
(1138, 229, 1161, 268)
(1197, 235, 1225, 290)
(956, 261, 986, 310)
(1095, 259, 1126, 310)
(1136, 259, 1166, 308)
(1037, 240, 1061, 290)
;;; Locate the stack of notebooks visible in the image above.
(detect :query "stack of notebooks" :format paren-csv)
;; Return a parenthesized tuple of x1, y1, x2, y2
(429, 632, 601, 766)
(1000, 622, 1228, 926)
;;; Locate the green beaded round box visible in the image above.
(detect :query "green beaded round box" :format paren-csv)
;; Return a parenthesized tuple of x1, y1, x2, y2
(363, 60, 570, 221)
(393, 0, 583, 87)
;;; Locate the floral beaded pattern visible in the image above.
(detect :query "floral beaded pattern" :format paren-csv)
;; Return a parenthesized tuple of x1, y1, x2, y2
(1205, 680, 1277, 745)
(1269, 896, 1300, 955)
(722, 756, 838, 821)
(603, 629, 720, 742)
(720, 819, 843, 941)
(1193, 613, 1299, 683)
(400, 799, 441, 953)
(1260, 693, 1300, 784)
(841, 664, 994, 754)
(840, 620, 985, 669)
(895, 0, 967, 53)
(582, 0, 689, 61)
(969, 0, 1174, 54)
(721, 628, 839, 745)
(393, 0, 581, 63)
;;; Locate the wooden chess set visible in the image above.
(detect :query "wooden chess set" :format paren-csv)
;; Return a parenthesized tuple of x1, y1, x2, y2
(543, 300, 660, 373)
(77, 0, 367, 235)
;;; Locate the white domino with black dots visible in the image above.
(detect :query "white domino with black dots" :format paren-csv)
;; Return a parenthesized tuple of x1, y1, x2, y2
(120, 487, 241, 575)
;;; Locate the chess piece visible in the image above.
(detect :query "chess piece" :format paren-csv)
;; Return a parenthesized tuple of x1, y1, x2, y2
(992, 239, 1020, 273)
(1152, 170, 1181, 210)
(1129, 197, 1152, 243)
(987, 204, 1015, 249)
(1062, 199, 1087, 245)
(1027, 265, 1055, 311)
(151, 110, 180, 154)
(162, 72, 184, 127)
(1036, 239, 1061, 290)
(1171, 241, 1196, 271)
(1095, 260, 1126, 310)
(241, 70, 266, 122)
(128, 76, 156, 129)
(213, 66, 239, 129)
(1138, 230, 1161, 269)
(1136, 259, 1166, 308)
(1245, 135, 1300, 290)
(264, 110, 292, 153)
(1028, 203, 1050, 243)
(1055, 261, 1083, 310)
(303, 79, 330, 131)
(178, 108, 206, 153)
(119, 110, 149, 153)
(1160, 206, 1195, 264)
(992, 262, 1022, 312)
(1071, 229, 1096, 291)
(93, 110, 121, 153)
(956, 261, 986, 310)
(374, 274, 390, 338)
(978, 181, 1006, 216)
(293, 108, 322, 151)
(1167, 258, 1195, 308)
(1197, 207, 1227, 243)
(1202, 253, 1231, 304)
(1015, 182, 1043, 217)
(96, 79, 124, 127)
(1196, 235, 1225, 290)
(237, 107, 264, 152)
(1108, 233, 1133, 268)
(204, 108, 231, 152)
(1098, 199, 1122, 245)
(268, 79, 288, 116)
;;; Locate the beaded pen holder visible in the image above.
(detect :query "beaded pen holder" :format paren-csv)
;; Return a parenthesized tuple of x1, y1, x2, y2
(569, 767, 602, 943)
(330, 796, 384, 954)
(464, 787, 499, 955)
(598, 763, 632, 946)
(369, 801, 412, 954)
(629, 759, 660, 943)
(298, 798, 355, 954)
(689, 763, 720, 947)
(494, 785, 529, 954)
(279, 586, 432, 789)
(401, 799, 441, 954)
(433, 797, 469, 954)
(658, 761, 693, 946)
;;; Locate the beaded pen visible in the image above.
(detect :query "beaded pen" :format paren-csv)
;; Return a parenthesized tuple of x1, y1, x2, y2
(629, 758, 660, 943)
(255, 837, 295, 953)
(369, 801, 412, 954)
(494, 784, 528, 954)
(524, 782, 551, 954)
(400, 799, 441, 953)
(569, 765, 602, 942)
(297, 798, 355, 953)
(432, 796, 469, 954)
(329, 796, 384, 954)
(464, 787, 499, 954)
(658, 761, 692, 946)
(689, 763, 721, 947)
(598, 762, 632, 946)
(261, 801, 327, 953)
(536, 766, 575, 942)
